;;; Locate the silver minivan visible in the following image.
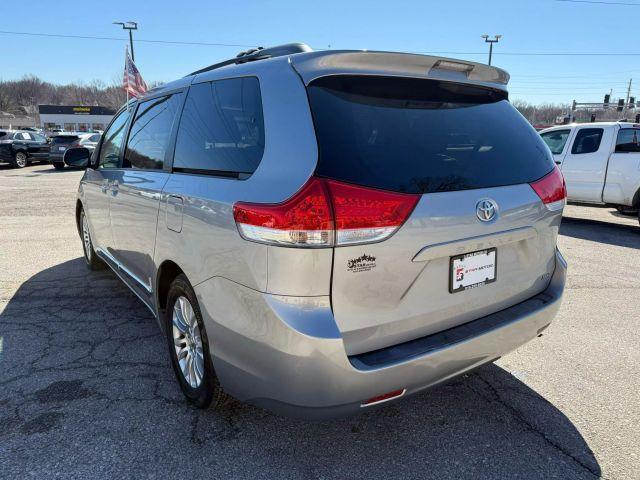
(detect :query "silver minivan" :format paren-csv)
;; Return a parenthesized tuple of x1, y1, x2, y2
(72, 44, 567, 419)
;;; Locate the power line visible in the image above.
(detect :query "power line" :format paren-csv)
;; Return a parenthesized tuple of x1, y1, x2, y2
(555, 0, 640, 5)
(3, 30, 640, 57)
(0, 30, 258, 48)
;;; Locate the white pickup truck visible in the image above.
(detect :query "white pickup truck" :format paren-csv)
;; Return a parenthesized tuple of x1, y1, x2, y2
(540, 122, 640, 224)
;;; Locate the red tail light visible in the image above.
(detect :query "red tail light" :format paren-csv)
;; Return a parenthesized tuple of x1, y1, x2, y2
(326, 180, 420, 245)
(233, 177, 419, 247)
(529, 167, 566, 211)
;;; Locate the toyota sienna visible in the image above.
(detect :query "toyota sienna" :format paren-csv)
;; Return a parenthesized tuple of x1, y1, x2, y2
(70, 43, 567, 419)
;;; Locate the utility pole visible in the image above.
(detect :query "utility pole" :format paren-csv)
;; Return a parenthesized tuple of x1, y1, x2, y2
(113, 21, 138, 62)
(481, 34, 502, 66)
(625, 78, 633, 105)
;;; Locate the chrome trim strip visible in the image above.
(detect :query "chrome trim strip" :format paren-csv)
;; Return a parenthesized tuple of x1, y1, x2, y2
(412, 226, 538, 263)
(95, 247, 153, 293)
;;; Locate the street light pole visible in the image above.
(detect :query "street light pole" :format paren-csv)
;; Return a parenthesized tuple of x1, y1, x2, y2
(113, 21, 138, 62)
(481, 34, 502, 66)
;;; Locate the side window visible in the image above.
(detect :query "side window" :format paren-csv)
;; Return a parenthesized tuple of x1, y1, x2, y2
(123, 94, 183, 170)
(98, 108, 132, 169)
(571, 128, 604, 155)
(615, 129, 640, 153)
(89, 134, 101, 143)
(33, 133, 46, 142)
(540, 129, 571, 155)
(173, 77, 265, 175)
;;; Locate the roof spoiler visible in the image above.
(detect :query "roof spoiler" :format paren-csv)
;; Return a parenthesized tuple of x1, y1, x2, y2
(290, 50, 510, 90)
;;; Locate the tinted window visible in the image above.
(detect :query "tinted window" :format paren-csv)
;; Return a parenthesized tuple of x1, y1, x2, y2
(0, 131, 7, 138)
(33, 133, 46, 142)
(174, 77, 265, 175)
(615, 129, 640, 153)
(88, 134, 101, 142)
(51, 135, 79, 144)
(308, 76, 554, 194)
(123, 94, 183, 170)
(98, 108, 132, 168)
(571, 128, 603, 154)
(14, 132, 31, 140)
(541, 129, 571, 155)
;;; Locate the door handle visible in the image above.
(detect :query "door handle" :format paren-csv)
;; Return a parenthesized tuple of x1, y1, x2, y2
(554, 161, 562, 165)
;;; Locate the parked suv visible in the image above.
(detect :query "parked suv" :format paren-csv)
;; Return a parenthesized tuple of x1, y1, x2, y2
(0, 130, 50, 168)
(73, 44, 567, 418)
(50, 133, 101, 169)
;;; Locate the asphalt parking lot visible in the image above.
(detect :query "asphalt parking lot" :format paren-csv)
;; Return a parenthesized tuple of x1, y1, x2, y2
(0, 164, 638, 480)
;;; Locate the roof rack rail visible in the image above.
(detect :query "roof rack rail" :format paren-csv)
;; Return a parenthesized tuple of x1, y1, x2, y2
(187, 42, 312, 76)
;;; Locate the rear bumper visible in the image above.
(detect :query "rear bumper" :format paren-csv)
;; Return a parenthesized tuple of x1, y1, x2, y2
(195, 249, 566, 419)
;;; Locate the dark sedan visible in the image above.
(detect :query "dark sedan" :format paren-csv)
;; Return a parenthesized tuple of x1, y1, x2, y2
(0, 130, 50, 168)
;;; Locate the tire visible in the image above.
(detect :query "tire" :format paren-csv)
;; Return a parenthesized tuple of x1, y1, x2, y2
(79, 208, 106, 270)
(164, 274, 229, 409)
(616, 205, 638, 216)
(53, 162, 65, 170)
(12, 151, 28, 168)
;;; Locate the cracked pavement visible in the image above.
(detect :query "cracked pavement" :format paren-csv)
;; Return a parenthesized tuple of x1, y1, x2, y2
(1, 164, 638, 479)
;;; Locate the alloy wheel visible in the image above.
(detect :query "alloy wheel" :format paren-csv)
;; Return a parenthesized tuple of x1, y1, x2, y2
(172, 296, 205, 388)
(15, 152, 27, 168)
(81, 213, 92, 261)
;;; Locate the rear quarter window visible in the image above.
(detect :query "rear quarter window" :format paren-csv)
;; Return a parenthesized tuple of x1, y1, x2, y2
(173, 77, 265, 176)
(307, 75, 555, 194)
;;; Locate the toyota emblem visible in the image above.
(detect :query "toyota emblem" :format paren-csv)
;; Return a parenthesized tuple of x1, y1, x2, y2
(476, 199, 497, 222)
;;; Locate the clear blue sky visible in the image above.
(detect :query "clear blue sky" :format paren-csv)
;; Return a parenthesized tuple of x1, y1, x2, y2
(2, 0, 640, 105)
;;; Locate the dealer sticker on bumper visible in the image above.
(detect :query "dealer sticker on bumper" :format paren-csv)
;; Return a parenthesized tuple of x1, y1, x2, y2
(450, 248, 497, 293)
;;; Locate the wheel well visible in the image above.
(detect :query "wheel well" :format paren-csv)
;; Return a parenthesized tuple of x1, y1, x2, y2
(75, 200, 83, 236)
(632, 187, 640, 209)
(156, 261, 184, 312)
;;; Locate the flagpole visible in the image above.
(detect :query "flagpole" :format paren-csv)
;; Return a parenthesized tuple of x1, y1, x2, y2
(125, 45, 130, 112)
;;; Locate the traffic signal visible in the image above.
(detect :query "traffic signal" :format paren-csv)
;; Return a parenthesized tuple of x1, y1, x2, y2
(572, 100, 577, 111)
(604, 94, 611, 108)
(617, 99, 625, 112)
(590, 113, 597, 122)
(629, 96, 636, 109)
(636, 113, 640, 123)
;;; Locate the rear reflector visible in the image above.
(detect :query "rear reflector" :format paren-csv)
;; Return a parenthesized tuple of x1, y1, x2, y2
(529, 166, 567, 211)
(361, 389, 406, 407)
(233, 177, 419, 247)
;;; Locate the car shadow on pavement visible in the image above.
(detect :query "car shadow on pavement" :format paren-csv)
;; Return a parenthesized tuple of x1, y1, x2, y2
(0, 258, 601, 479)
(560, 216, 639, 249)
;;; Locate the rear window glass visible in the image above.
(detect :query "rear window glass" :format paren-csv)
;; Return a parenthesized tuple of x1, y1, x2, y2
(173, 77, 264, 176)
(570, 128, 603, 154)
(51, 135, 79, 144)
(540, 129, 571, 155)
(0, 131, 8, 138)
(307, 76, 554, 194)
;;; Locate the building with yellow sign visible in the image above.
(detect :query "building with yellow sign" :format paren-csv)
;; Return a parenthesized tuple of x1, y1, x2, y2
(38, 105, 116, 133)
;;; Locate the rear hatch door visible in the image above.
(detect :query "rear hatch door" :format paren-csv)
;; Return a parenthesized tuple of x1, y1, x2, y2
(307, 75, 562, 355)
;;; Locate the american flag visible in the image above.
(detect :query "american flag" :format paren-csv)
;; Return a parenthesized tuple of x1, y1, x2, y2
(123, 47, 147, 98)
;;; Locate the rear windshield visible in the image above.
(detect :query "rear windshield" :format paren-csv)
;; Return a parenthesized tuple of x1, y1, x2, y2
(307, 76, 554, 194)
(0, 131, 8, 138)
(51, 135, 79, 144)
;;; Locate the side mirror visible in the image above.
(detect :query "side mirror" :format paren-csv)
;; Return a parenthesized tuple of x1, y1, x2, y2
(63, 147, 91, 169)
